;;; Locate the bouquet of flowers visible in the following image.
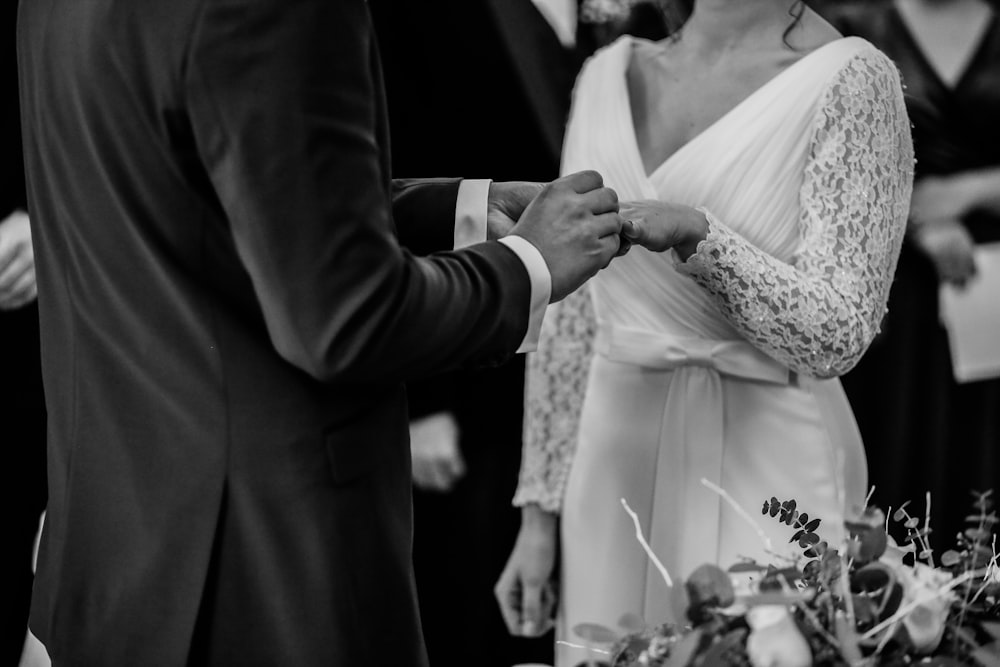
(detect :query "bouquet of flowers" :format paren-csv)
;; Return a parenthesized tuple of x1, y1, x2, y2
(571, 489, 1000, 667)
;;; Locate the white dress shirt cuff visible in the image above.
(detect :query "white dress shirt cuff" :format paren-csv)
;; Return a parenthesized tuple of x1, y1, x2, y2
(498, 235, 552, 353)
(454, 179, 491, 249)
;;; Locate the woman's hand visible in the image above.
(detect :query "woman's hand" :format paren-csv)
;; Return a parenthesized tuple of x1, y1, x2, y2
(913, 219, 977, 288)
(619, 200, 708, 260)
(494, 505, 559, 637)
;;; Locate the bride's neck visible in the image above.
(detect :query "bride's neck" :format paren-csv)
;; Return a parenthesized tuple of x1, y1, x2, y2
(683, 0, 799, 52)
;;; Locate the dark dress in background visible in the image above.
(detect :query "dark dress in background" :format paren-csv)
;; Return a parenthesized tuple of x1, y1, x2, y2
(0, 1, 47, 661)
(368, 2, 587, 664)
(834, 4, 1000, 546)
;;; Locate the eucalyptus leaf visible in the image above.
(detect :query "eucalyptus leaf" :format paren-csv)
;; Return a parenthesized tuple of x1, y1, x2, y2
(941, 550, 962, 567)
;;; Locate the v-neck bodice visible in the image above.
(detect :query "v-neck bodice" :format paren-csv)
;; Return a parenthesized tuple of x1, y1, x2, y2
(559, 35, 882, 340)
(623, 37, 856, 183)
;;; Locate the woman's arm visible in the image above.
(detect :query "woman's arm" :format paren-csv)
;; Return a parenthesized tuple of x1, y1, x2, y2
(626, 49, 915, 379)
(682, 49, 913, 378)
(513, 283, 597, 511)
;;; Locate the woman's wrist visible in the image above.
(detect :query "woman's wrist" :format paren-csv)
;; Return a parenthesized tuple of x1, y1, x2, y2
(521, 503, 558, 531)
(675, 207, 710, 261)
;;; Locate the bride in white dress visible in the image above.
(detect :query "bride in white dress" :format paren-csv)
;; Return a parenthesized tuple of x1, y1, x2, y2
(494, 1, 914, 665)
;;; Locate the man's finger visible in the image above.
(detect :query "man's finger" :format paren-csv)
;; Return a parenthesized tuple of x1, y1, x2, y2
(589, 212, 624, 240)
(615, 236, 632, 258)
(598, 234, 621, 269)
(580, 186, 619, 215)
(560, 169, 604, 194)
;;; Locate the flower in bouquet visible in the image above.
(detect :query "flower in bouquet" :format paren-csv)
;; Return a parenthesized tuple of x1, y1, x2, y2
(584, 488, 1000, 667)
(745, 605, 811, 667)
(881, 547, 955, 653)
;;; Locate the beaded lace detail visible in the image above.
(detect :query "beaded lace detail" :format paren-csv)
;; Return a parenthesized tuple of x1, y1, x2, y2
(513, 49, 914, 512)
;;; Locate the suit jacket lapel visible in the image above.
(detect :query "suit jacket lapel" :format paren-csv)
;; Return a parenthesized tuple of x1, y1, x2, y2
(486, 0, 585, 164)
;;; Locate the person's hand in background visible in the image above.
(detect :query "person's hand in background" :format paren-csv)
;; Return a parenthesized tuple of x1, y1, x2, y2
(409, 412, 466, 493)
(913, 219, 978, 288)
(0, 211, 37, 310)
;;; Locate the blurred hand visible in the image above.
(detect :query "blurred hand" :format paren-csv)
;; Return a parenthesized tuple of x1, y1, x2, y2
(409, 412, 465, 493)
(509, 170, 624, 302)
(910, 175, 975, 226)
(619, 200, 708, 259)
(913, 219, 977, 288)
(0, 211, 37, 310)
(495, 506, 558, 637)
(487, 181, 545, 241)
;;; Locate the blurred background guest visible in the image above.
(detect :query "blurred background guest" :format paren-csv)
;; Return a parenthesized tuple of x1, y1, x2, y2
(1, 1, 47, 662)
(829, 0, 1000, 544)
(368, 2, 665, 664)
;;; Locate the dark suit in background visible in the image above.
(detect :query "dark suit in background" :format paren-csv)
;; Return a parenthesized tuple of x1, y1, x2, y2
(369, 2, 585, 664)
(18, 0, 536, 664)
(0, 1, 46, 661)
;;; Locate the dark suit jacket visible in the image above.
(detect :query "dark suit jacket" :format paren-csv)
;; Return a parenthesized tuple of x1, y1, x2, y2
(18, 0, 533, 664)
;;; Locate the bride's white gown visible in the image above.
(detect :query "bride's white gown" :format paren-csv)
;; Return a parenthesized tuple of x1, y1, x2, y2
(513, 36, 913, 666)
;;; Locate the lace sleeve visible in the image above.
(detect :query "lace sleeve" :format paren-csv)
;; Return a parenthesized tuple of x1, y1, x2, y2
(513, 285, 596, 512)
(679, 49, 914, 378)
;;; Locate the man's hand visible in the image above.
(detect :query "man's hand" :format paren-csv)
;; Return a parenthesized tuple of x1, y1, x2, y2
(0, 211, 37, 310)
(487, 181, 544, 241)
(495, 506, 558, 637)
(619, 200, 709, 260)
(509, 170, 623, 302)
(409, 412, 465, 493)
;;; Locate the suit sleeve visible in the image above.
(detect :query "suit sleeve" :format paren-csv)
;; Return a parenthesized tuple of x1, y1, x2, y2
(391, 178, 461, 256)
(185, 0, 531, 384)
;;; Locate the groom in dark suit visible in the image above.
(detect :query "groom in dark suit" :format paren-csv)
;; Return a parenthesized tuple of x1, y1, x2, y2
(16, 0, 625, 664)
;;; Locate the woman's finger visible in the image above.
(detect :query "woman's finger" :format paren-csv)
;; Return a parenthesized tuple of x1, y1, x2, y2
(519, 579, 546, 636)
(494, 568, 523, 635)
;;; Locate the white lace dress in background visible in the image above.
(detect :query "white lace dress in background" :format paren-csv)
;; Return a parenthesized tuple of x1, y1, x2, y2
(513, 36, 914, 666)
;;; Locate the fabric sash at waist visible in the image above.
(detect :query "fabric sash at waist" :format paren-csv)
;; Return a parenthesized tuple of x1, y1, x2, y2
(594, 325, 791, 385)
(594, 324, 792, 584)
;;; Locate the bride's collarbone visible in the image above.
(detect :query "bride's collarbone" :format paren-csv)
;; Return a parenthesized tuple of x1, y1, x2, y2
(627, 51, 790, 161)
